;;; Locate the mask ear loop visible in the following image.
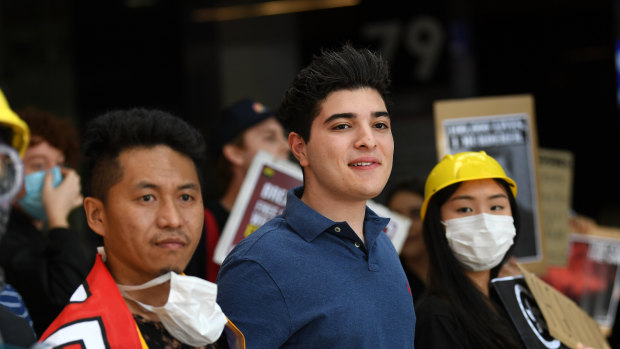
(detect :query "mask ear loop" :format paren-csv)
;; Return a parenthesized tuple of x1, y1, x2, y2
(116, 273, 174, 312)
(117, 272, 173, 292)
(0, 143, 23, 206)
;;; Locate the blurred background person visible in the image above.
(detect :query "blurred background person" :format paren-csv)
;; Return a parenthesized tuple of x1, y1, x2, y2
(186, 97, 289, 282)
(0, 106, 92, 337)
(385, 175, 428, 304)
(0, 88, 37, 347)
(414, 151, 524, 348)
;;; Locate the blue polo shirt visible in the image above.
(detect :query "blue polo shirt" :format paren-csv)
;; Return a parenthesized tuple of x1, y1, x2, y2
(216, 186, 416, 348)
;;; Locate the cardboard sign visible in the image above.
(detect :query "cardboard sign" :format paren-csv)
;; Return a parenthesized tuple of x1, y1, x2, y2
(213, 150, 411, 265)
(538, 148, 574, 267)
(519, 264, 611, 349)
(492, 266, 612, 349)
(433, 94, 545, 273)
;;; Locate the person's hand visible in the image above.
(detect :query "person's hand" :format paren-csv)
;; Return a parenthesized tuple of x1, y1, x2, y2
(498, 256, 521, 278)
(42, 167, 84, 228)
(576, 342, 594, 349)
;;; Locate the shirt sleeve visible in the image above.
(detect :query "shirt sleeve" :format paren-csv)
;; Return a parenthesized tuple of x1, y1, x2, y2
(216, 257, 290, 349)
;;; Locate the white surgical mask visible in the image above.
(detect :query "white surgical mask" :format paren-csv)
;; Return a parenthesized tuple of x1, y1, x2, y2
(117, 272, 228, 346)
(442, 213, 516, 271)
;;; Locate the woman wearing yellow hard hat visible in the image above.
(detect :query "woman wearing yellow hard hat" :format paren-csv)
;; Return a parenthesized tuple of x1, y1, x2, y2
(414, 150, 524, 348)
(413, 151, 597, 349)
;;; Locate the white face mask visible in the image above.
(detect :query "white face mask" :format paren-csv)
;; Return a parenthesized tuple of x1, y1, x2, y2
(117, 272, 228, 346)
(442, 213, 516, 271)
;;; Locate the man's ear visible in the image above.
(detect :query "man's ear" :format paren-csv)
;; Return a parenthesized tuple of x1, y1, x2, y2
(222, 143, 245, 166)
(83, 197, 106, 237)
(288, 132, 309, 167)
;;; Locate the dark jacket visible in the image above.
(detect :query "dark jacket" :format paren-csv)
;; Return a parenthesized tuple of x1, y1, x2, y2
(0, 209, 94, 337)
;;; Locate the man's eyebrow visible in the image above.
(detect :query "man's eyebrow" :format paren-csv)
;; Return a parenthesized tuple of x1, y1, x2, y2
(323, 113, 354, 124)
(179, 183, 200, 191)
(323, 111, 390, 125)
(373, 111, 390, 118)
(134, 181, 158, 190)
(133, 182, 200, 190)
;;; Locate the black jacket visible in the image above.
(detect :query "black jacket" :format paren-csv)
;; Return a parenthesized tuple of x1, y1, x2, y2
(0, 209, 94, 337)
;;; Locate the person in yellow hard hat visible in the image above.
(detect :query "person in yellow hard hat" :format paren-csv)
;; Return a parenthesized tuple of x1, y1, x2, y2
(414, 151, 525, 348)
(414, 151, 597, 349)
(0, 104, 91, 338)
(0, 88, 37, 347)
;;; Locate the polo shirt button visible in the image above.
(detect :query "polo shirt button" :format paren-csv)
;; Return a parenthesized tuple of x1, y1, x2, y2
(354, 241, 361, 248)
(334, 227, 341, 233)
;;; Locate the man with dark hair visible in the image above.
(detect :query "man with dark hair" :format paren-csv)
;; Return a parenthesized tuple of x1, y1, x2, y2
(186, 98, 289, 282)
(216, 43, 416, 348)
(40, 108, 244, 348)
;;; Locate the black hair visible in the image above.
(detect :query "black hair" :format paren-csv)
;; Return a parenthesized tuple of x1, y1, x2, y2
(385, 175, 425, 204)
(81, 108, 206, 202)
(422, 179, 522, 348)
(278, 42, 391, 142)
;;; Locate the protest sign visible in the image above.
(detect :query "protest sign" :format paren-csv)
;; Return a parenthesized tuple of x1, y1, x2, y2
(542, 232, 620, 334)
(538, 148, 574, 267)
(492, 266, 611, 349)
(520, 264, 611, 349)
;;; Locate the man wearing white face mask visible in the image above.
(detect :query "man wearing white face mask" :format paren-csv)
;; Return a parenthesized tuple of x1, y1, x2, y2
(39, 109, 244, 348)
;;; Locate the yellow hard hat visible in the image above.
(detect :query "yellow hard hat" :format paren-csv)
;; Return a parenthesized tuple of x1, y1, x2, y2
(420, 151, 517, 219)
(0, 89, 29, 157)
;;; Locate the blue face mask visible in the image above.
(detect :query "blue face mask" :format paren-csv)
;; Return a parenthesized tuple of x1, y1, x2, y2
(17, 166, 63, 221)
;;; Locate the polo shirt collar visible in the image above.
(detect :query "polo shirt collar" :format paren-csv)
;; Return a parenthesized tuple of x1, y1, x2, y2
(362, 206, 390, 251)
(282, 186, 391, 247)
(282, 187, 333, 242)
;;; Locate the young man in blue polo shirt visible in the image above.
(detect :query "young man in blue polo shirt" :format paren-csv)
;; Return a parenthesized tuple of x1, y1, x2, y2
(216, 43, 416, 348)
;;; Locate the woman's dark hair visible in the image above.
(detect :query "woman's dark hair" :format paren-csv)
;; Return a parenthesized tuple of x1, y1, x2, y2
(423, 178, 522, 348)
(16, 106, 80, 168)
(278, 42, 391, 142)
